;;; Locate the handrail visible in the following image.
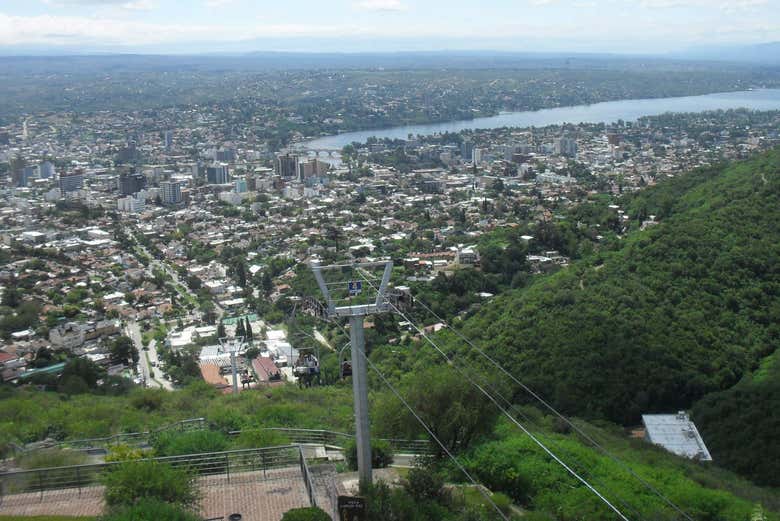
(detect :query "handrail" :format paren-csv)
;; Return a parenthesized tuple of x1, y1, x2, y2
(20, 417, 208, 452)
(227, 428, 433, 454)
(20, 424, 432, 457)
(298, 445, 318, 508)
(0, 445, 302, 499)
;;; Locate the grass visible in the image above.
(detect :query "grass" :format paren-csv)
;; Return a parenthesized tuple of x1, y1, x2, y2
(16, 448, 88, 470)
(753, 350, 779, 383)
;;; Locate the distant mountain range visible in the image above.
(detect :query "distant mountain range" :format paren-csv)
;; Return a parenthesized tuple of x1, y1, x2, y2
(673, 42, 780, 65)
(0, 41, 777, 67)
(0, 47, 777, 72)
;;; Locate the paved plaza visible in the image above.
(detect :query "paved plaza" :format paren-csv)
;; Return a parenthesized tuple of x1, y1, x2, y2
(0, 467, 316, 521)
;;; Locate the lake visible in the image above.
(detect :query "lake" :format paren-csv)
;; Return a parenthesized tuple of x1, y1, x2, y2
(303, 89, 780, 151)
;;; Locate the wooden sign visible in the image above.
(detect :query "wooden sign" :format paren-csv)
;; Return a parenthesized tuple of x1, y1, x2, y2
(338, 495, 366, 521)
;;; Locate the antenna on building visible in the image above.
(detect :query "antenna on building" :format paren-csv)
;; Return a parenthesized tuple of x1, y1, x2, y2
(311, 260, 393, 491)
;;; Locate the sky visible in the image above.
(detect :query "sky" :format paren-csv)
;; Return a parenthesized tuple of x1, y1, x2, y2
(0, 0, 778, 54)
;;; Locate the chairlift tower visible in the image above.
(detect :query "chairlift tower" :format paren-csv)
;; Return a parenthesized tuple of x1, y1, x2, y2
(219, 335, 244, 395)
(312, 260, 393, 491)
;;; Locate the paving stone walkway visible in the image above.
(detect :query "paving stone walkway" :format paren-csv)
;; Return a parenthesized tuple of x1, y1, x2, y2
(0, 467, 314, 521)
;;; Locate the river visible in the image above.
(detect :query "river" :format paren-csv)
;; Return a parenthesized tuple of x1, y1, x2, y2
(302, 89, 780, 153)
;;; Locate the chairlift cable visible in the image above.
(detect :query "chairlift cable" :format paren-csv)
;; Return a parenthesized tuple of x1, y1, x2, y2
(411, 295, 694, 521)
(354, 271, 630, 521)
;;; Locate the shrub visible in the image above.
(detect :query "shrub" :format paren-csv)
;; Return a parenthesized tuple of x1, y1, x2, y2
(129, 389, 164, 411)
(233, 428, 291, 449)
(152, 430, 228, 457)
(489, 492, 512, 515)
(207, 407, 245, 433)
(345, 439, 394, 471)
(101, 498, 201, 521)
(280, 506, 332, 521)
(18, 448, 88, 469)
(404, 465, 444, 502)
(102, 460, 199, 507)
(104, 444, 149, 463)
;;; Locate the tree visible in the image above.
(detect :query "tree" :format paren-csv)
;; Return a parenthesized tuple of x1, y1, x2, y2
(236, 319, 246, 339)
(261, 272, 273, 295)
(110, 336, 138, 364)
(345, 439, 394, 471)
(1, 286, 21, 308)
(245, 317, 253, 340)
(60, 357, 105, 390)
(217, 321, 226, 339)
(375, 367, 498, 456)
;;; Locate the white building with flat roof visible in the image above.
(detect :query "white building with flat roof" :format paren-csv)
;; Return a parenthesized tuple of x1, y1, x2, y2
(642, 412, 712, 461)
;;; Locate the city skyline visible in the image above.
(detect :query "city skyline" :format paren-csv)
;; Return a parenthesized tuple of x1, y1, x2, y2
(0, 0, 779, 54)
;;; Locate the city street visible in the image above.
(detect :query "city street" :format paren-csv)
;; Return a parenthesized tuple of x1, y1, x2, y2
(125, 320, 174, 391)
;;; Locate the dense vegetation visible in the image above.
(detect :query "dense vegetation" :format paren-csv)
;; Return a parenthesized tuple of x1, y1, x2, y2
(3, 150, 780, 516)
(449, 149, 780, 426)
(692, 349, 780, 487)
(2, 373, 778, 519)
(373, 147, 780, 495)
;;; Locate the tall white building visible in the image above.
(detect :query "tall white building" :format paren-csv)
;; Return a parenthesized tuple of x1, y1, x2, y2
(39, 161, 55, 179)
(160, 181, 182, 205)
(554, 137, 578, 158)
(473, 148, 487, 164)
(118, 192, 146, 213)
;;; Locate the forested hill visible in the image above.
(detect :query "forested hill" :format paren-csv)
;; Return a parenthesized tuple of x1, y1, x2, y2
(462, 148, 780, 426)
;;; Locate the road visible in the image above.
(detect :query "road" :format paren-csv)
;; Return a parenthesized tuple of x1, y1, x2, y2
(125, 320, 174, 391)
(135, 236, 225, 322)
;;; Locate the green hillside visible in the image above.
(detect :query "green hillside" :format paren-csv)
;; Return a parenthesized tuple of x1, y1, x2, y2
(454, 148, 780, 482)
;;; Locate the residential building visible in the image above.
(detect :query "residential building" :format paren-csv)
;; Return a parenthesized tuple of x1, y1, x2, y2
(118, 193, 146, 213)
(119, 173, 147, 195)
(554, 136, 578, 158)
(207, 164, 230, 185)
(49, 322, 85, 350)
(59, 171, 84, 193)
(274, 153, 299, 178)
(39, 161, 55, 179)
(160, 180, 183, 204)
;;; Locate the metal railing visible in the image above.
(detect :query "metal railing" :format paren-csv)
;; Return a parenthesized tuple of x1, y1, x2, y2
(17, 424, 432, 459)
(0, 444, 304, 501)
(228, 428, 433, 455)
(21, 418, 208, 453)
(299, 446, 318, 508)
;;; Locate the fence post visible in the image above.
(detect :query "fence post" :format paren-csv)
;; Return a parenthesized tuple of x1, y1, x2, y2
(225, 454, 230, 483)
(262, 451, 266, 480)
(38, 471, 44, 502)
(76, 466, 81, 496)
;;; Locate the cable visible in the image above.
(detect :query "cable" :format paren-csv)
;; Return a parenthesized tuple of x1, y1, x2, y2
(412, 295, 694, 521)
(355, 270, 630, 521)
(326, 316, 641, 519)
(357, 342, 511, 521)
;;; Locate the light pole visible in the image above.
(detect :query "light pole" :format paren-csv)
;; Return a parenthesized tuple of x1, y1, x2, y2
(311, 260, 393, 491)
(220, 335, 244, 395)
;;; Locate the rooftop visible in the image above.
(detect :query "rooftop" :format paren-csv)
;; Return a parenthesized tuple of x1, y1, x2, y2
(642, 412, 712, 461)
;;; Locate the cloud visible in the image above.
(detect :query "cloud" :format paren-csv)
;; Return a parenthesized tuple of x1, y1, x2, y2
(639, 0, 768, 9)
(1, 2, 777, 51)
(204, 0, 235, 7)
(121, 0, 155, 10)
(354, 0, 407, 11)
(43, 0, 156, 10)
